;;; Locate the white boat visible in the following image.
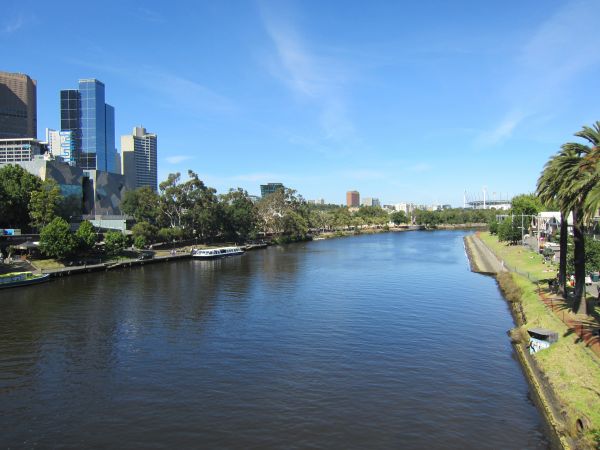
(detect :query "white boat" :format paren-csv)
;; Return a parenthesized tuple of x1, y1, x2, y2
(191, 246, 244, 259)
(0, 272, 50, 289)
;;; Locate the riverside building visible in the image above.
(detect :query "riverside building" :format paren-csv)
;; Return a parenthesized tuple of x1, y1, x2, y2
(346, 190, 360, 207)
(0, 71, 37, 139)
(260, 183, 284, 198)
(60, 79, 117, 173)
(121, 126, 158, 191)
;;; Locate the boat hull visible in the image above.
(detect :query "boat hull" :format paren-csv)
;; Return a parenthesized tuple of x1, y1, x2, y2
(0, 273, 51, 289)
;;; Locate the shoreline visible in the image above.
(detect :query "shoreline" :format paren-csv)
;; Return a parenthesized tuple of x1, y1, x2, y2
(464, 233, 577, 450)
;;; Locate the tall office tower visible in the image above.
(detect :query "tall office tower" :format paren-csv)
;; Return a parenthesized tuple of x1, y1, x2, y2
(60, 79, 117, 172)
(346, 190, 360, 207)
(260, 183, 284, 198)
(121, 126, 157, 191)
(0, 71, 37, 139)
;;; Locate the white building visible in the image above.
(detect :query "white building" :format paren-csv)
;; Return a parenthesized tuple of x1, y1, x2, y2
(362, 197, 380, 207)
(45, 128, 75, 166)
(121, 126, 157, 191)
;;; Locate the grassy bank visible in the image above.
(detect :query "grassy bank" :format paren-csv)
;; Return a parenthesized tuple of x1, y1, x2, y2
(480, 232, 600, 447)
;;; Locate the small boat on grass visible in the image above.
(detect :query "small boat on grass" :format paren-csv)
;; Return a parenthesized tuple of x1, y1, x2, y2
(191, 246, 244, 259)
(0, 272, 50, 289)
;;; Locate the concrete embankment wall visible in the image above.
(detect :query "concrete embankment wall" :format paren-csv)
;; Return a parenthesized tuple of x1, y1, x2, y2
(464, 234, 572, 450)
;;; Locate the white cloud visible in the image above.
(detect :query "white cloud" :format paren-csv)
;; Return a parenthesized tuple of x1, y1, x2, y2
(165, 155, 192, 164)
(259, 3, 354, 142)
(3, 14, 24, 34)
(477, 0, 600, 147)
(65, 58, 235, 116)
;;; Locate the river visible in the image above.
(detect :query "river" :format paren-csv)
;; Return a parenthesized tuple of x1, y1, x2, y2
(0, 231, 548, 448)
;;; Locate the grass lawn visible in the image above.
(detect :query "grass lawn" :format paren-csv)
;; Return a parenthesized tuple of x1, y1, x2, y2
(31, 259, 66, 270)
(512, 274, 600, 446)
(481, 231, 599, 445)
(479, 231, 557, 281)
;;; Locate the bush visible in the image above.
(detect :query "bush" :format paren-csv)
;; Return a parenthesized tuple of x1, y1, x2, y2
(39, 217, 77, 259)
(104, 231, 128, 257)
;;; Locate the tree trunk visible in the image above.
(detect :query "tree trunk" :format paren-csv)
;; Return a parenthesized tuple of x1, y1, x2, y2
(559, 211, 568, 297)
(572, 206, 587, 316)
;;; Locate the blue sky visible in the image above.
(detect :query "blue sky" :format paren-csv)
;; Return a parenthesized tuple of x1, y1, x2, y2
(2, 0, 599, 205)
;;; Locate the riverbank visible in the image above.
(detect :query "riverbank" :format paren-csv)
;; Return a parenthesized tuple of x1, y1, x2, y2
(465, 233, 600, 449)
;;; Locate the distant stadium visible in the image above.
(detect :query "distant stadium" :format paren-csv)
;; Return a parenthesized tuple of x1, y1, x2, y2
(463, 189, 511, 210)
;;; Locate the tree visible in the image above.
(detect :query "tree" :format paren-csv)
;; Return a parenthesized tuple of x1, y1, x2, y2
(121, 186, 160, 225)
(131, 221, 158, 248)
(220, 188, 257, 241)
(511, 194, 543, 216)
(390, 211, 407, 225)
(0, 164, 42, 230)
(537, 153, 571, 295)
(497, 217, 521, 244)
(104, 231, 128, 258)
(39, 217, 77, 259)
(538, 121, 600, 315)
(76, 220, 97, 253)
(29, 180, 62, 231)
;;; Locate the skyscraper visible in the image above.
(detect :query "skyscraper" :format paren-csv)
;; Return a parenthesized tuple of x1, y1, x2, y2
(60, 79, 117, 172)
(121, 126, 158, 191)
(260, 183, 284, 198)
(0, 71, 37, 139)
(346, 190, 360, 207)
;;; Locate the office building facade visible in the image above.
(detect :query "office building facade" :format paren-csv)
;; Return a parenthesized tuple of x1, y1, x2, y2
(0, 138, 46, 164)
(346, 191, 360, 207)
(361, 197, 380, 207)
(121, 126, 157, 191)
(60, 79, 117, 173)
(261, 183, 284, 198)
(0, 71, 37, 139)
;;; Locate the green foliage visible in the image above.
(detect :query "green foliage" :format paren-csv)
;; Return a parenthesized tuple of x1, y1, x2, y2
(158, 226, 184, 243)
(566, 236, 600, 274)
(39, 217, 77, 259)
(220, 188, 257, 241)
(121, 186, 160, 224)
(511, 193, 544, 216)
(497, 217, 521, 244)
(390, 211, 407, 225)
(29, 180, 62, 231)
(104, 231, 128, 257)
(134, 235, 147, 249)
(131, 221, 158, 248)
(489, 219, 499, 235)
(0, 164, 42, 230)
(76, 221, 96, 253)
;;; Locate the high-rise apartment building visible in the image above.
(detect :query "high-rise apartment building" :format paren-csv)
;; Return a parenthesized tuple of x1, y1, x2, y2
(121, 126, 158, 191)
(346, 190, 360, 207)
(0, 71, 37, 139)
(45, 128, 75, 166)
(60, 79, 117, 173)
(261, 183, 284, 198)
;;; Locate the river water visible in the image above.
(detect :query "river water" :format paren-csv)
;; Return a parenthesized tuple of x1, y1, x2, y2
(0, 231, 548, 448)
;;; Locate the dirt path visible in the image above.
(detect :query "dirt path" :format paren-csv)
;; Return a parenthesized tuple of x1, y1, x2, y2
(464, 234, 505, 274)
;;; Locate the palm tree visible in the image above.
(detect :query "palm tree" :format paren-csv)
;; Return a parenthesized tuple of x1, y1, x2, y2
(537, 154, 569, 294)
(557, 122, 600, 315)
(537, 121, 600, 316)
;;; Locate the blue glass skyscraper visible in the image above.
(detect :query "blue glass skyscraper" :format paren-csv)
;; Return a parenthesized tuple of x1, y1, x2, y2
(60, 79, 117, 173)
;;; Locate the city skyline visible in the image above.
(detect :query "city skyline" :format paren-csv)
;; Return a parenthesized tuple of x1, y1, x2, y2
(3, 0, 600, 205)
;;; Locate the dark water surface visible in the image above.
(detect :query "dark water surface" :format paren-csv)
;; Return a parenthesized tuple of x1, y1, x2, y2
(0, 231, 548, 448)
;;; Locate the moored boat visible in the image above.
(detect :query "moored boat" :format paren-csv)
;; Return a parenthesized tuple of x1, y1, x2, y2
(0, 272, 51, 289)
(191, 246, 244, 259)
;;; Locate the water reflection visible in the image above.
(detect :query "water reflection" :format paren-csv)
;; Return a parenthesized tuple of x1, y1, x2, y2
(0, 232, 548, 448)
